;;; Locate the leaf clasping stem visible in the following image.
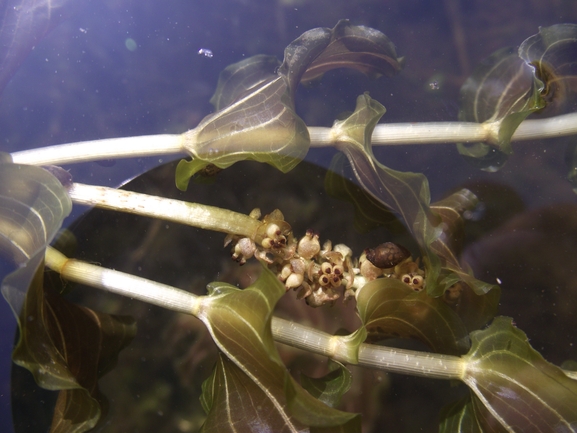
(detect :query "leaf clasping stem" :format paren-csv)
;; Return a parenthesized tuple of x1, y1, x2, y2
(44, 246, 465, 381)
(9, 112, 577, 166)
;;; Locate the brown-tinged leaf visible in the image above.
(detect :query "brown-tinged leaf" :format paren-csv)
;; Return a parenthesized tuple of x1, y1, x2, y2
(519, 24, 577, 114)
(458, 24, 577, 172)
(457, 46, 544, 172)
(324, 152, 407, 234)
(198, 267, 360, 432)
(330, 93, 445, 293)
(280, 19, 404, 94)
(5, 258, 136, 433)
(176, 21, 404, 190)
(438, 395, 486, 433)
(431, 189, 499, 298)
(356, 278, 469, 355)
(300, 360, 352, 409)
(329, 101, 498, 299)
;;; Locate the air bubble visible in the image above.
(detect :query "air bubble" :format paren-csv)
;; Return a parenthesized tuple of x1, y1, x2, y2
(198, 48, 213, 58)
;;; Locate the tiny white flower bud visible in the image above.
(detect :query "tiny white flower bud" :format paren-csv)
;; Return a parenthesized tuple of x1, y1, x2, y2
(280, 264, 292, 280)
(297, 232, 320, 260)
(285, 272, 304, 289)
(333, 244, 352, 259)
(266, 223, 281, 239)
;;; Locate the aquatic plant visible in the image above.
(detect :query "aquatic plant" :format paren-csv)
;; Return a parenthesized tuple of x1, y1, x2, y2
(2, 19, 577, 433)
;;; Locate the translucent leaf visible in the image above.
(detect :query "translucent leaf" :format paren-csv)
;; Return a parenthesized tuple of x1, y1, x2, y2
(324, 153, 408, 234)
(457, 47, 545, 171)
(4, 258, 136, 433)
(330, 93, 446, 293)
(209, 54, 281, 111)
(439, 395, 485, 433)
(452, 280, 501, 334)
(198, 267, 360, 432)
(356, 278, 469, 355)
(300, 360, 352, 409)
(0, 162, 72, 266)
(431, 189, 499, 298)
(176, 71, 309, 190)
(519, 24, 577, 113)
(430, 189, 478, 259)
(280, 19, 404, 93)
(458, 24, 577, 172)
(462, 316, 577, 432)
(329, 95, 498, 303)
(176, 21, 404, 190)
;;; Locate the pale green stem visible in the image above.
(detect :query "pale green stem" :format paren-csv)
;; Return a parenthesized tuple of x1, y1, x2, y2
(10, 112, 577, 166)
(44, 245, 465, 381)
(271, 317, 464, 380)
(356, 340, 465, 380)
(45, 246, 200, 314)
(10, 134, 184, 166)
(68, 183, 262, 237)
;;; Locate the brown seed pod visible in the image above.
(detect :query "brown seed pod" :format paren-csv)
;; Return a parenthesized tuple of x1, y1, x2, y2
(364, 242, 410, 269)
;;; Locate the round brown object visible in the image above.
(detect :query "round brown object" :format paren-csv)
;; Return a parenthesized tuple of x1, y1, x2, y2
(365, 242, 410, 269)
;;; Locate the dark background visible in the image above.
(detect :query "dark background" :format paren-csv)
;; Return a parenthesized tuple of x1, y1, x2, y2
(1, 0, 577, 432)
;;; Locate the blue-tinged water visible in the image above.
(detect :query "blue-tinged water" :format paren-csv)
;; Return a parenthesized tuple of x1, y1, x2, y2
(1, 1, 576, 432)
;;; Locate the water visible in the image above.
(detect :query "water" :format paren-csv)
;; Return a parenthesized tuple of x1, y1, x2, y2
(1, 1, 576, 432)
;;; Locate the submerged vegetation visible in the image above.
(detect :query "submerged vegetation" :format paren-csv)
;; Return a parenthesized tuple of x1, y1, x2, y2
(1, 17, 577, 433)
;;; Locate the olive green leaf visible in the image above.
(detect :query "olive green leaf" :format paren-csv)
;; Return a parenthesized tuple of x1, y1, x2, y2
(300, 360, 352, 409)
(519, 24, 577, 113)
(461, 317, 577, 432)
(329, 95, 498, 300)
(458, 24, 577, 172)
(430, 189, 478, 260)
(330, 92, 445, 293)
(431, 189, 499, 298)
(176, 21, 404, 190)
(198, 267, 360, 432)
(209, 54, 281, 111)
(457, 46, 545, 171)
(0, 162, 72, 266)
(356, 277, 469, 355)
(5, 258, 136, 433)
(438, 395, 486, 433)
(451, 280, 501, 334)
(176, 69, 309, 190)
(324, 153, 407, 234)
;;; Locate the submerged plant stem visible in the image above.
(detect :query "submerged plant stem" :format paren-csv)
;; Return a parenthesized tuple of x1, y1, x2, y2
(10, 112, 577, 166)
(68, 183, 262, 237)
(10, 134, 184, 166)
(45, 246, 465, 381)
(271, 317, 464, 380)
(45, 246, 200, 314)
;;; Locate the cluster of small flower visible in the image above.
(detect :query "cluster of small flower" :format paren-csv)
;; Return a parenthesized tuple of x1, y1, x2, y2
(227, 210, 428, 306)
